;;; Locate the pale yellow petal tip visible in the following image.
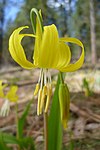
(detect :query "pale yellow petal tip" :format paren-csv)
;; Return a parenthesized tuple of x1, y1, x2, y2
(25, 26, 29, 28)
(20, 26, 29, 29)
(13, 26, 29, 33)
(34, 83, 40, 96)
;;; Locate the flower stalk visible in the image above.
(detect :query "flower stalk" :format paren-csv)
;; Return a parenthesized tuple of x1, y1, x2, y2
(44, 112, 48, 150)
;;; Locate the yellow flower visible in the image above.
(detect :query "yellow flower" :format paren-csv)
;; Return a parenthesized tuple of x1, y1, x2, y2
(0, 80, 18, 116)
(9, 8, 84, 115)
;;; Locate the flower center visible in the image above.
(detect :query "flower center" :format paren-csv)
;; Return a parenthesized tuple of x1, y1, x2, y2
(34, 69, 52, 115)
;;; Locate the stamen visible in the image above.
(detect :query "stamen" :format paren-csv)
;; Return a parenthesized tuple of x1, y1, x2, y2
(40, 85, 47, 114)
(44, 69, 47, 85)
(35, 68, 52, 115)
(34, 83, 40, 96)
(34, 69, 43, 96)
(37, 89, 42, 115)
(47, 70, 51, 84)
(38, 69, 43, 83)
(45, 86, 52, 113)
(40, 69, 44, 89)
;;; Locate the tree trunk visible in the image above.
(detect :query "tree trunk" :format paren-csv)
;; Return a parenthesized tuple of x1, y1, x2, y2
(90, 0, 97, 65)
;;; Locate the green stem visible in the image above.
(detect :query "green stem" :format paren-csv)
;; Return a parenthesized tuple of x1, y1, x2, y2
(59, 72, 64, 84)
(44, 112, 48, 150)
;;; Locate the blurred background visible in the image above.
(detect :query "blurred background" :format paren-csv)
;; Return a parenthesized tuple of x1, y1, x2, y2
(0, 0, 100, 150)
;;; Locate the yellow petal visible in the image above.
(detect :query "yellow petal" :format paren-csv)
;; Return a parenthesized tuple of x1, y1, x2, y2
(9, 26, 36, 69)
(6, 86, 18, 102)
(33, 11, 43, 66)
(59, 37, 84, 72)
(55, 42, 71, 70)
(38, 24, 59, 68)
(0, 81, 7, 98)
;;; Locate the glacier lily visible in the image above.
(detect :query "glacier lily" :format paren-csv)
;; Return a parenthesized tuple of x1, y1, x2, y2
(0, 80, 18, 116)
(9, 8, 84, 117)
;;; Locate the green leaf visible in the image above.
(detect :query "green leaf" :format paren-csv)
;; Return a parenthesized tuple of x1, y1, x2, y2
(48, 74, 62, 150)
(0, 133, 35, 150)
(0, 141, 11, 150)
(18, 99, 33, 138)
(18, 137, 35, 150)
(0, 132, 19, 145)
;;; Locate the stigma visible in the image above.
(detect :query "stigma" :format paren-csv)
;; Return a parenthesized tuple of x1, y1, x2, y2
(34, 69, 52, 115)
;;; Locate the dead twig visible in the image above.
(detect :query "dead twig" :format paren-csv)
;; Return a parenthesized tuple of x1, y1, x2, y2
(70, 102, 100, 123)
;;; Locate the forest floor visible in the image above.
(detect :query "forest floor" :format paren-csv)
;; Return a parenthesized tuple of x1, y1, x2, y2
(0, 66, 100, 150)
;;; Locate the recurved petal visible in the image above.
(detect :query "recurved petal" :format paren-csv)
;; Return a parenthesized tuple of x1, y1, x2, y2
(9, 26, 36, 69)
(55, 42, 71, 70)
(33, 10, 43, 66)
(38, 24, 59, 68)
(59, 37, 84, 72)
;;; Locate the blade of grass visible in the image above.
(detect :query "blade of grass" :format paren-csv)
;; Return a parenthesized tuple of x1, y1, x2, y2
(18, 99, 33, 138)
(0, 141, 11, 150)
(0, 132, 19, 144)
(18, 137, 35, 150)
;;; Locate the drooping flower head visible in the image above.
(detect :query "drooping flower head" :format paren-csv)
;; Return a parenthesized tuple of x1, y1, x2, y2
(9, 8, 84, 127)
(0, 80, 18, 116)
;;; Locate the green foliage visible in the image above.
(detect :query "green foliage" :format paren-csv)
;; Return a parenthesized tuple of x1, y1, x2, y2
(0, 132, 35, 150)
(68, 0, 90, 56)
(0, 141, 11, 150)
(18, 137, 35, 150)
(0, 132, 19, 144)
(18, 99, 33, 138)
(65, 138, 100, 150)
(82, 78, 93, 97)
(48, 74, 62, 150)
(0, 100, 35, 150)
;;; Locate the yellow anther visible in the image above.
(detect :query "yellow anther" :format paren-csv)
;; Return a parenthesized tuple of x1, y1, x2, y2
(34, 83, 40, 96)
(45, 86, 52, 113)
(40, 85, 47, 114)
(49, 85, 52, 96)
(43, 85, 47, 95)
(37, 89, 42, 115)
